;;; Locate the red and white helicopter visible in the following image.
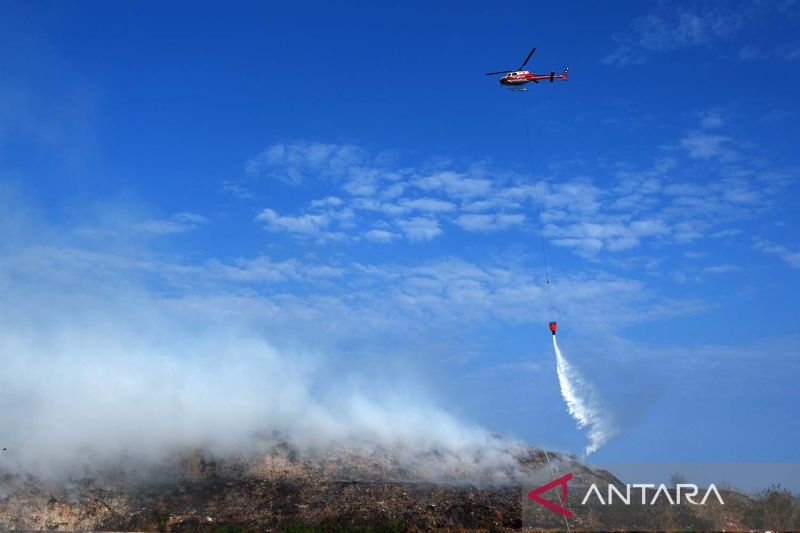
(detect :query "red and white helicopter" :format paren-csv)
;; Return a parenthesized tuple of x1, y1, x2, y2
(486, 48, 568, 90)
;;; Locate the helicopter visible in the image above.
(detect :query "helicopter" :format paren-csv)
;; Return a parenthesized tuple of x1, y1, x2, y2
(486, 48, 568, 90)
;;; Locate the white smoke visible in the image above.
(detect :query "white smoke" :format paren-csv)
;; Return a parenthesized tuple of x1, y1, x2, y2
(552, 336, 617, 456)
(0, 190, 535, 482)
(0, 280, 528, 479)
(0, 208, 526, 480)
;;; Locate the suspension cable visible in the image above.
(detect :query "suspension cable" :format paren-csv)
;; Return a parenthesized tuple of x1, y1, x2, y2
(522, 91, 570, 532)
(520, 92, 555, 318)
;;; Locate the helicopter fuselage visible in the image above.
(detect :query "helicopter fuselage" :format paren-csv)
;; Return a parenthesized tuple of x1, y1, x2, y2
(499, 69, 568, 86)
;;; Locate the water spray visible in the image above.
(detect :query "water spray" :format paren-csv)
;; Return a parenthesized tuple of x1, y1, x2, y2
(551, 333, 617, 456)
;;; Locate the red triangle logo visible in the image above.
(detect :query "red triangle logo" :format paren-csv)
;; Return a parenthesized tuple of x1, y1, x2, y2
(527, 472, 574, 518)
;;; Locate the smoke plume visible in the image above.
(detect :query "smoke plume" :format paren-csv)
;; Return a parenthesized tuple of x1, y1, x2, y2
(0, 202, 529, 481)
(0, 278, 531, 479)
(552, 336, 617, 455)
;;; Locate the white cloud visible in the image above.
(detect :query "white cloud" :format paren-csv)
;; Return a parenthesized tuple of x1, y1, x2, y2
(0, 191, 713, 370)
(397, 217, 442, 242)
(414, 171, 493, 199)
(703, 264, 741, 274)
(351, 198, 408, 217)
(536, 118, 794, 257)
(305, 265, 347, 278)
(222, 179, 256, 200)
(601, 43, 646, 67)
(679, 130, 738, 161)
(543, 181, 604, 218)
(85, 211, 209, 237)
(710, 228, 742, 239)
(207, 256, 344, 283)
(239, 142, 541, 244)
(310, 196, 344, 208)
(364, 229, 400, 243)
(722, 185, 761, 204)
(698, 109, 725, 129)
(635, 9, 741, 50)
(671, 220, 706, 244)
(552, 237, 605, 255)
(753, 238, 800, 268)
(400, 197, 456, 213)
(208, 256, 299, 282)
(739, 45, 770, 61)
(255, 208, 331, 236)
(683, 251, 707, 259)
(238, 129, 793, 257)
(456, 213, 526, 232)
(776, 43, 800, 60)
(245, 141, 382, 191)
(546, 218, 670, 255)
(604, 5, 746, 66)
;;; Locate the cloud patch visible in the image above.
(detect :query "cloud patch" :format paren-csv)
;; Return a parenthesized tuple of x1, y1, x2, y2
(603, 4, 749, 66)
(754, 238, 800, 269)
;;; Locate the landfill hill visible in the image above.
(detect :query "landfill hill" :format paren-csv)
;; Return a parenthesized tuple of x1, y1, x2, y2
(0, 440, 794, 531)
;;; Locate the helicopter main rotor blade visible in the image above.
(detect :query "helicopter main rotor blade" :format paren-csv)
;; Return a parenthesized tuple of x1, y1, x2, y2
(485, 70, 512, 76)
(518, 47, 536, 70)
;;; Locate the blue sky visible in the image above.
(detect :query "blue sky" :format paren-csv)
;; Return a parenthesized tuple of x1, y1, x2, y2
(1, 1, 799, 465)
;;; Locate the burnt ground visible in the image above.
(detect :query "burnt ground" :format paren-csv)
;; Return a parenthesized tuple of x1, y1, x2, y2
(0, 444, 795, 531)
(0, 476, 525, 532)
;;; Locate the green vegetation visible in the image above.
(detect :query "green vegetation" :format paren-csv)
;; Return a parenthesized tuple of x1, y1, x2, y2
(744, 484, 800, 531)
